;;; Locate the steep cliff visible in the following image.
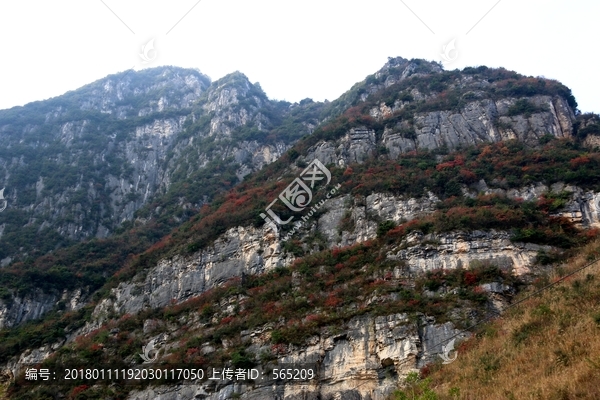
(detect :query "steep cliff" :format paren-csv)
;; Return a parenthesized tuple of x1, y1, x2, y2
(0, 67, 321, 266)
(0, 68, 327, 328)
(88, 182, 600, 322)
(125, 314, 468, 400)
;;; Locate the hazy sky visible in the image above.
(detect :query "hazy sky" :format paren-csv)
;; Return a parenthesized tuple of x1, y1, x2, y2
(1, 1, 598, 113)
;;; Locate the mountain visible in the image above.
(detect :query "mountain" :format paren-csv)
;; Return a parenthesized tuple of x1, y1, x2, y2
(0, 66, 328, 327)
(0, 66, 326, 265)
(0, 67, 209, 256)
(1, 57, 600, 399)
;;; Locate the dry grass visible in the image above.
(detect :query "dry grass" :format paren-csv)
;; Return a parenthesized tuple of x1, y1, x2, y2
(426, 239, 600, 400)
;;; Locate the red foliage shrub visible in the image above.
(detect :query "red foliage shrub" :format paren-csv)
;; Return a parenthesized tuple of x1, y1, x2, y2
(459, 168, 477, 183)
(186, 347, 199, 356)
(386, 225, 406, 237)
(324, 294, 342, 308)
(584, 228, 600, 239)
(305, 314, 321, 324)
(457, 339, 475, 353)
(90, 343, 103, 352)
(70, 385, 89, 398)
(263, 301, 279, 315)
(570, 156, 591, 168)
(464, 271, 478, 286)
(436, 156, 465, 171)
(369, 278, 386, 288)
(436, 161, 456, 171)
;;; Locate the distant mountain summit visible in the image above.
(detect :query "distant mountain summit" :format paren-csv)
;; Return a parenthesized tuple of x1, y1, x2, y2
(0, 66, 321, 266)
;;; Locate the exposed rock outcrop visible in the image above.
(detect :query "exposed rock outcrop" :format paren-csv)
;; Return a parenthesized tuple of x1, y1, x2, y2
(126, 313, 469, 400)
(306, 96, 575, 167)
(87, 183, 596, 325)
(2, 181, 596, 331)
(0, 289, 85, 330)
(0, 67, 311, 266)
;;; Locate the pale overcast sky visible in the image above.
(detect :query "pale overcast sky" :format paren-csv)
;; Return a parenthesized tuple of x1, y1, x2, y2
(1, 1, 598, 113)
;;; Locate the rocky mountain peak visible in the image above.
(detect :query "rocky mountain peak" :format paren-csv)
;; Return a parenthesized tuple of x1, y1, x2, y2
(45, 66, 211, 120)
(204, 71, 266, 111)
(376, 56, 442, 80)
(198, 71, 271, 138)
(0, 65, 311, 269)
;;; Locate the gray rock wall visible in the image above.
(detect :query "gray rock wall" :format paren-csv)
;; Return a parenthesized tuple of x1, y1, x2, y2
(0, 289, 85, 330)
(305, 95, 575, 166)
(3, 182, 596, 330)
(89, 183, 597, 325)
(126, 313, 468, 400)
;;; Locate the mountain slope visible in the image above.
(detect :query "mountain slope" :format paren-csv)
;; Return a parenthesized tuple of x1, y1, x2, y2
(0, 66, 323, 267)
(2, 58, 600, 399)
(0, 69, 332, 330)
(0, 67, 209, 260)
(395, 239, 600, 400)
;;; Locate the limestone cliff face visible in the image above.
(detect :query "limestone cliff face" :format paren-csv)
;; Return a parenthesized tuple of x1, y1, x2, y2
(387, 230, 545, 276)
(0, 67, 314, 268)
(0, 68, 317, 327)
(126, 313, 468, 400)
(2, 177, 596, 331)
(0, 67, 210, 245)
(90, 225, 291, 319)
(474, 181, 600, 228)
(2, 311, 470, 399)
(0, 59, 581, 327)
(2, 58, 595, 400)
(0, 288, 85, 330)
(84, 182, 597, 328)
(203, 73, 269, 138)
(77, 68, 208, 115)
(306, 95, 575, 167)
(321, 57, 443, 118)
(395, 95, 572, 152)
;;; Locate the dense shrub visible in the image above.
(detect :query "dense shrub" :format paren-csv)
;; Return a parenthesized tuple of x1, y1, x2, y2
(507, 99, 548, 117)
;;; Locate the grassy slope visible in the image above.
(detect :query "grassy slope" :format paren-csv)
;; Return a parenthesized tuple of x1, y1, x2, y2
(395, 239, 600, 400)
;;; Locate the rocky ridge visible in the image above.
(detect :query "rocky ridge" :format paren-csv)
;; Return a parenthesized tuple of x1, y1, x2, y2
(0, 67, 314, 265)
